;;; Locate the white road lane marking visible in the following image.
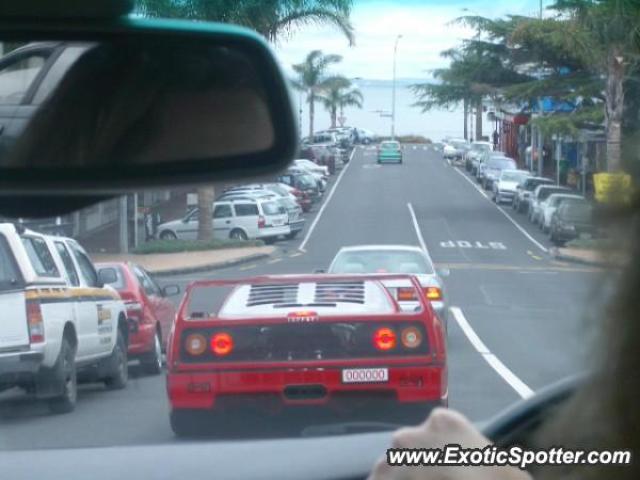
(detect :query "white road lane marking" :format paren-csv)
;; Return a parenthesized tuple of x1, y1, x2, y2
(450, 306, 534, 399)
(451, 167, 548, 253)
(407, 202, 437, 267)
(298, 148, 357, 252)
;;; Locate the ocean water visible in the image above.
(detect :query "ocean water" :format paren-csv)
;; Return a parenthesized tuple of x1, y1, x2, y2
(294, 79, 466, 141)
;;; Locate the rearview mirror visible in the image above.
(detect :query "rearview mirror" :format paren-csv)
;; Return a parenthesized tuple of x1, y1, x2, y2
(0, 18, 297, 194)
(437, 267, 451, 278)
(162, 285, 181, 297)
(98, 267, 118, 286)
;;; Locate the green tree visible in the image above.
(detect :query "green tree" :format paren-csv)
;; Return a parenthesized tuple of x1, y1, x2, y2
(136, 0, 354, 44)
(292, 50, 343, 136)
(317, 76, 363, 127)
(412, 33, 528, 141)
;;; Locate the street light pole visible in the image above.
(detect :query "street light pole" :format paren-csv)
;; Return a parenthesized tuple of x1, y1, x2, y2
(391, 34, 403, 140)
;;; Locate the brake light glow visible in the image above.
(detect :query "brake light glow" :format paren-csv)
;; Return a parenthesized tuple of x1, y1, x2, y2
(258, 215, 266, 229)
(26, 301, 44, 343)
(373, 327, 396, 351)
(211, 332, 234, 356)
(424, 287, 442, 301)
(396, 287, 417, 301)
(185, 333, 207, 356)
(401, 327, 423, 349)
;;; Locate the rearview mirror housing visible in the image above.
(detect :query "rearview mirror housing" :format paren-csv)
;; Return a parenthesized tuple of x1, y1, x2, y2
(0, 16, 298, 195)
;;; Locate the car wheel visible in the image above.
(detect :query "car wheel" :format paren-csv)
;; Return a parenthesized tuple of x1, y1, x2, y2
(47, 336, 77, 415)
(104, 330, 128, 390)
(229, 229, 248, 241)
(159, 230, 177, 240)
(170, 409, 211, 437)
(141, 331, 163, 376)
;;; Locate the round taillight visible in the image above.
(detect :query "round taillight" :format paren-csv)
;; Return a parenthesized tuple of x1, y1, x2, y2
(211, 332, 234, 356)
(373, 327, 396, 351)
(401, 327, 422, 349)
(185, 333, 207, 356)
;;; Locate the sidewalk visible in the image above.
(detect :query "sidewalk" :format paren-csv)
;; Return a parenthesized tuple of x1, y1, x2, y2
(91, 246, 276, 276)
(552, 247, 625, 268)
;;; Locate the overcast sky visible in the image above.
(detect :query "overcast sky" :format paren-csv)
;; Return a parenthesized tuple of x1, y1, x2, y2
(275, 0, 544, 80)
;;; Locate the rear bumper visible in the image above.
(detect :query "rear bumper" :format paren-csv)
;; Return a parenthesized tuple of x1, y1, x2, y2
(128, 322, 156, 356)
(256, 225, 290, 239)
(167, 364, 446, 411)
(496, 191, 516, 202)
(0, 350, 44, 385)
(378, 157, 402, 164)
(289, 219, 305, 233)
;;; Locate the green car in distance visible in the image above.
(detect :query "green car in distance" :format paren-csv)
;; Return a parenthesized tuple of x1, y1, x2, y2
(377, 140, 403, 164)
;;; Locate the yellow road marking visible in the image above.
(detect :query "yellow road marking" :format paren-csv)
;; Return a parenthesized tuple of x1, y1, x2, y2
(267, 258, 282, 264)
(435, 263, 599, 273)
(289, 252, 302, 258)
(239, 264, 257, 271)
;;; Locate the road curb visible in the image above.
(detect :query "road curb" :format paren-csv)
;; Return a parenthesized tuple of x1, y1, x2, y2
(149, 252, 273, 276)
(550, 247, 612, 268)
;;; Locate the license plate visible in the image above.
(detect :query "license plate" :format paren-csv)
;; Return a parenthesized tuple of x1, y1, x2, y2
(341, 368, 388, 384)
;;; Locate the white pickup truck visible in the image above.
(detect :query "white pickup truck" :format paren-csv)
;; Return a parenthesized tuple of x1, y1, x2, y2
(0, 223, 129, 413)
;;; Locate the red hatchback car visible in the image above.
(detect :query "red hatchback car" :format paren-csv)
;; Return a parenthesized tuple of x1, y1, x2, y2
(166, 274, 447, 436)
(97, 262, 180, 375)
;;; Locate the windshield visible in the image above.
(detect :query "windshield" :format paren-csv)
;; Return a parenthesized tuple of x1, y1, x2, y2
(329, 250, 434, 274)
(0, 0, 631, 463)
(500, 171, 525, 182)
(487, 158, 515, 170)
(539, 187, 569, 201)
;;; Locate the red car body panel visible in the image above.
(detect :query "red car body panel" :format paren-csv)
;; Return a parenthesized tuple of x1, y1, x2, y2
(97, 262, 176, 355)
(166, 274, 447, 414)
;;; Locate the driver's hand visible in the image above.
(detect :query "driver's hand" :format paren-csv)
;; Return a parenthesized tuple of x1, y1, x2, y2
(368, 408, 532, 480)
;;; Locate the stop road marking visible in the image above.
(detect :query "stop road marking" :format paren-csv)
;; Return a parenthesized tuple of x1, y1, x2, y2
(440, 241, 507, 250)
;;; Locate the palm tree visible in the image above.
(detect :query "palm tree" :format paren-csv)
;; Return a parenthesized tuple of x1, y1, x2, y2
(136, 0, 355, 45)
(317, 76, 363, 127)
(136, 0, 354, 240)
(292, 51, 343, 136)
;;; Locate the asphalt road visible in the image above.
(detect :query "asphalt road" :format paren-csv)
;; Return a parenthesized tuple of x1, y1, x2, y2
(0, 145, 609, 451)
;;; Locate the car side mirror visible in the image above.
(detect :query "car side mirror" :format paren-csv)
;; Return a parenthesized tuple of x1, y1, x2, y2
(162, 285, 181, 297)
(98, 267, 118, 286)
(437, 267, 450, 278)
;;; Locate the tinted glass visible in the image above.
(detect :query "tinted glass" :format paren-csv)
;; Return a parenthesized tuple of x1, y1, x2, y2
(54, 241, 80, 286)
(97, 266, 126, 289)
(262, 201, 280, 215)
(68, 243, 99, 287)
(213, 204, 233, 218)
(234, 204, 259, 217)
(21, 236, 60, 277)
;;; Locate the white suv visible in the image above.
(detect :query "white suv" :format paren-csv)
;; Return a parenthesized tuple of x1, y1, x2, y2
(0, 224, 129, 414)
(158, 198, 290, 242)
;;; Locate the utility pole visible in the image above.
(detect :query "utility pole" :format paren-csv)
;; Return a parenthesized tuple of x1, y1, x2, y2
(118, 196, 128, 254)
(391, 34, 403, 140)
